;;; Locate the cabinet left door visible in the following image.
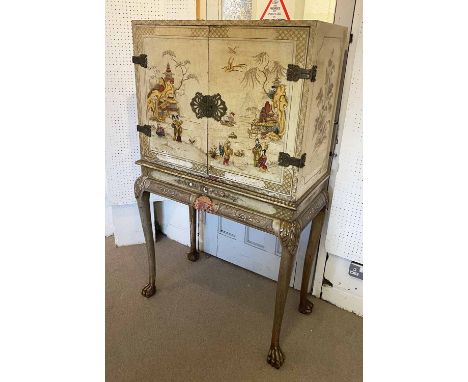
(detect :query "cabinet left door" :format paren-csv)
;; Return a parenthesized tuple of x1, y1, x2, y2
(132, 23, 209, 176)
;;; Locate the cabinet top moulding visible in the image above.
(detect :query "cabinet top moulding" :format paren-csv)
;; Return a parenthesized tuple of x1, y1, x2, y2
(132, 20, 325, 27)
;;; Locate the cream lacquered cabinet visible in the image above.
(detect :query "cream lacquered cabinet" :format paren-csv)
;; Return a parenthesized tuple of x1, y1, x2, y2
(131, 20, 348, 369)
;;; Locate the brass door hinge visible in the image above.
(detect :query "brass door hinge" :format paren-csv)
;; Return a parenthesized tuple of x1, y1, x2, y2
(286, 64, 317, 82)
(137, 125, 151, 137)
(132, 54, 147, 68)
(278, 153, 306, 168)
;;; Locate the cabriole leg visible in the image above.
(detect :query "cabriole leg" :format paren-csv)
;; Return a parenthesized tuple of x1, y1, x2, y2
(299, 208, 326, 314)
(187, 206, 199, 261)
(136, 190, 156, 298)
(267, 221, 300, 369)
(153, 200, 163, 242)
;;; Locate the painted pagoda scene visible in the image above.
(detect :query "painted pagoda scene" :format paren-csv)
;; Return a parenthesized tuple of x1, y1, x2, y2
(208, 41, 294, 183)
(145, 47, 208, 166)
(143, 38, 296, 183)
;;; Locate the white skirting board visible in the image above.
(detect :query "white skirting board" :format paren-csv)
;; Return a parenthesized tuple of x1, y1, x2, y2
(320, 254, 362, 316)
(321, 286, 362, 316)
(110, 198, 190, 247)
(155, 200, 190, 247)
(111, 204, 146, 246)
(105, 204, 114, 237)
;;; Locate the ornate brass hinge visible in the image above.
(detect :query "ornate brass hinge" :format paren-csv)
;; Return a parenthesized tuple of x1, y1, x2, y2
(278, 152, 306, 168)
(132, 54, 147, 68)
(137, 124, 151, 137)
(286, 64, 317, 82)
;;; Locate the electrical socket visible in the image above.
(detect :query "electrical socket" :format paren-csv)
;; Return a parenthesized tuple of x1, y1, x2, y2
(348, 262, 363, 280)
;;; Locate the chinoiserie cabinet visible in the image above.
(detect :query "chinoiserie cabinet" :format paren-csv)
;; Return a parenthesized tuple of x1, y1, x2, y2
(131, 20, 348, 369)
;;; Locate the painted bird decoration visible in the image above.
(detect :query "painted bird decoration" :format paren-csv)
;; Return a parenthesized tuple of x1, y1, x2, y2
(222, 56, 246, 72)
(228, 46, 238, 55)
(188, 138, 196, 145)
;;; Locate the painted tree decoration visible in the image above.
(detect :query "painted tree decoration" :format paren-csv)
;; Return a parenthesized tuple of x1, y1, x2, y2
(146, 50, 199, 123)
(241, 52, 286, 96)
(161, 50, 199, 96)
(313, 51, 336, 151)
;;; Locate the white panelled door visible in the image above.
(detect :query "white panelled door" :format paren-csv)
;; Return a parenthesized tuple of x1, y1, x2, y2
(201, 212, 312, 289)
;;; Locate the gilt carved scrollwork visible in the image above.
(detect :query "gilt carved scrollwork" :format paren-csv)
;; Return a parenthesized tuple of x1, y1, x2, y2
(297, 191, 328, 229)
(217, 204, 275, 234)
(279, 221, 301, 255)
(175, 178, 239, 202)
(134, 175, 150, 199)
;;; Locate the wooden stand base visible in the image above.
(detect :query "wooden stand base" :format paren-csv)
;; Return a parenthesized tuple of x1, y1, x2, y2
(134, 175, 327, 368)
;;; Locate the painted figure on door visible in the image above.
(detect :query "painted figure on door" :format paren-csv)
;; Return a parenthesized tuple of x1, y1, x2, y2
(171, 114, 183, 142)
(258, 149, 268, 171)
(252, 138, 262, 167)
(218, 143, 224, 157)
(223, 140, 233, 165)
(252, 138, 268, 168)
(209, 145, 218, 159)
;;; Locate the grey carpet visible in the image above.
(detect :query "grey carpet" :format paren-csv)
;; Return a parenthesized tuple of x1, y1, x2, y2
(106, 235, 362, 382)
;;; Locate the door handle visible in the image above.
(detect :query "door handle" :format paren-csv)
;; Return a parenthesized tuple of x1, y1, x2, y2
(190, 92, 227, 122)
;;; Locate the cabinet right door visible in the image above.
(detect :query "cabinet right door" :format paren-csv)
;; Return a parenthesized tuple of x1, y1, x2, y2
(206, 25, 311, 199)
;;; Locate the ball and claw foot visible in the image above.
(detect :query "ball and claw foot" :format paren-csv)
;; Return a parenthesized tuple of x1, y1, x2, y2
(187, 250, 200, 262)
(267, 345, 285, 369)
(298, 298, 314, 314)
(141, 282, 156, 298)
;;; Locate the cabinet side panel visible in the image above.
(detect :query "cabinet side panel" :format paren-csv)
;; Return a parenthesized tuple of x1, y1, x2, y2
(295, 23, 347, 199)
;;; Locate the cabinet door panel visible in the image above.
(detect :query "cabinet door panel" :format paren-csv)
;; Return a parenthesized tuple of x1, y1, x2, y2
(135, 26, 209, 174)
(207, 26, 310, 196)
